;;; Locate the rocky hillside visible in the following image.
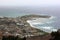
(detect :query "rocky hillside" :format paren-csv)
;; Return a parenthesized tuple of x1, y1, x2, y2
(0, 15, 49, 38)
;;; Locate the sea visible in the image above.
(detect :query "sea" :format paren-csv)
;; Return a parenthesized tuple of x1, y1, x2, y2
(0, 6, 60, 32)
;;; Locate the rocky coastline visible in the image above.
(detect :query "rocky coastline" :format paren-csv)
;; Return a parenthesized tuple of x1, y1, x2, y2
(0, 15, 50, 38)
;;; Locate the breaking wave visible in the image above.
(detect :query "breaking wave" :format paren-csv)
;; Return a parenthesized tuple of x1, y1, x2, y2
(27, 16, 57, 33)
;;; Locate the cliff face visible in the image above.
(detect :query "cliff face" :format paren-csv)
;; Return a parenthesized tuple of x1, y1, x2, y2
(0, 15, 49, 38)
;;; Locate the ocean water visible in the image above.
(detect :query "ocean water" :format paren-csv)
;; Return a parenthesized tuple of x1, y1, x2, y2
(0, 6, 60, 32)
(27, 16, 58, 33)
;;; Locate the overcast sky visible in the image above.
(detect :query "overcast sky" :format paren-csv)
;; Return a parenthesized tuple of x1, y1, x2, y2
(0, 0, 60, 6)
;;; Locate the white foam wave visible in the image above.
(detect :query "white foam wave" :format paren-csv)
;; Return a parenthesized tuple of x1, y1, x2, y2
(27, 21, 57, 33)
(27, 20, 45, 25)
(49, 16, 56, 19)
(27, 16, 57, 33)
(40, 26, 57, 32)
(40, 27, 52, 30)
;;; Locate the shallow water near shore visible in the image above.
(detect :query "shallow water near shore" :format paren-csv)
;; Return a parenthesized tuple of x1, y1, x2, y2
(27, 16, 58, 33)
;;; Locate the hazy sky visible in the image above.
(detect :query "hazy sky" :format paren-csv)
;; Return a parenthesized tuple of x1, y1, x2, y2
(0, 0, 60, 6)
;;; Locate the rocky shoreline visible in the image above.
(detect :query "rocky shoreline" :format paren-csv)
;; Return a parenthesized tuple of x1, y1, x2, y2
(0, 15, 50, 38)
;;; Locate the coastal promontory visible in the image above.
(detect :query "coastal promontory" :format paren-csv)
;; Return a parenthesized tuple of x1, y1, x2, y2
(0, 15, 50, 38)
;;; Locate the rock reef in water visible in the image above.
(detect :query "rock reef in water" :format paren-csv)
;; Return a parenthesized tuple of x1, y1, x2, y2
(0, 15, 50, 38)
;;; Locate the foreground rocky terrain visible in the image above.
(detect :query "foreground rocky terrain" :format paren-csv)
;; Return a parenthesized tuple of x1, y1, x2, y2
(26, 29, 60, 40)
(0, 15, 50, 38)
